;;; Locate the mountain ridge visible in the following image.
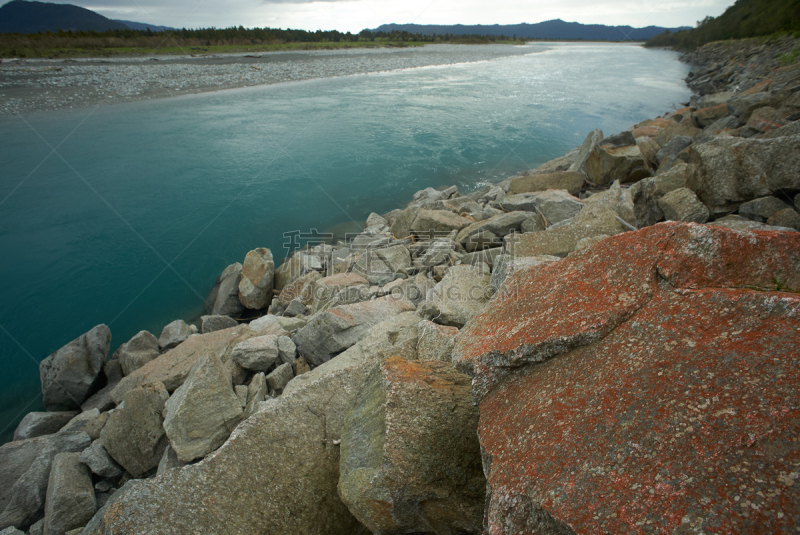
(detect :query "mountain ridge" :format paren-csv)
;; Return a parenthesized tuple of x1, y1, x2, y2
(0, 0, 171, 33)
(374, 19, 691, 41)
(0, 0, 130, 33)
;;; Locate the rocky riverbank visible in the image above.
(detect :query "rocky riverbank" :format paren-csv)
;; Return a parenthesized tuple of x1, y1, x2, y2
(1, 37, 799, 535)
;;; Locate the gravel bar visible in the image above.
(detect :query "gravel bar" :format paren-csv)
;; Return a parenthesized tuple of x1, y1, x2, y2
(0, 44, 538, 115)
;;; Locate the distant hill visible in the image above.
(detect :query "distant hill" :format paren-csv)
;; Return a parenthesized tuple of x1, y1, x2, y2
(0, 0, 130, 33)
(646, 0, 800, 50)
(373, 20, 691, 41)
(114, 20, 172, 32)
(0, 0, 173, 34)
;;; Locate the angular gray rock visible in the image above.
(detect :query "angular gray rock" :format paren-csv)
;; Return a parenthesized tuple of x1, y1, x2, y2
(709, 215, 796, 232)
(79, 441, 123, 479)
(529, 190, 584, 226)
(157, 320, 193, 350)
(766, 208, 800, 230)
(247, 315, 290, 337)
(58, 410, 102, 438)
(416, 320, 459, 362)
(738, 196, 793, 222)
(658, 188, 710, 223)
(389, 206, 422, 239)
(421, 238, 456, 267)
(204, 263, 244, 318)
(283, 298, 308, 317)
(235, 385, 248, 407)
(230, 334, 280, 371)
(569, 128, 603, 174)
(584, 137, 650, 186)
(421, 264, 491, 328)
(459, 247, 504, 268)
(81, 357, 372, 535)
(508, 171, 585, 196)
(521, 213, 546, 233)
(309, 273, 368, 314)
(410, 210, 471, 237)
(238, 248, 275, 310)
(0, 431, 91, 531)
(655, 135, 692, 166)
(655, 116, 702, 146)
(162, 354, 244, 463)
(285, 311, 421, 396)
(351, 245, 411, 286)
(293, 296, 416, 367)
(274, 252, 324, 291)
(277, 336, 297, 365)
(200, 315, 238, 334)
(156, 445, 186, 477)
(266, 363, 294, 394)
(465, 229, 500, 252)
(629, 162, 697, 228)
(338, 357, 485, 535)
(687, 135, 800, 216)
(243, 372, 267, 419)
(39, 325, 111, 411)
(728, 91, 777, 121)
(599, 130, 636, 149)
(498, 193, 539, 212)
(583, 181, 636, 227)
(12, 412, 77, 442)
(99, 383, 169, 478)
(42, 453, 95, 535)
(117, 330, 159, 376)
(505, 206, 628, 258)
(110, 324, 261, 405)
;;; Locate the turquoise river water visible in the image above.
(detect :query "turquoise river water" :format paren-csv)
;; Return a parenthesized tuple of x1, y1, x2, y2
(0, 42, 691, 439)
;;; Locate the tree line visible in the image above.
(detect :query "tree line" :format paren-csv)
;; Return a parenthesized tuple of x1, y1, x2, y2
(645, 0, 800, 50)
(0, 25, 519, 52)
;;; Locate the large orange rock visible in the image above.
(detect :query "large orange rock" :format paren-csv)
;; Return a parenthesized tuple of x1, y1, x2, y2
(454, 222, 800, 534)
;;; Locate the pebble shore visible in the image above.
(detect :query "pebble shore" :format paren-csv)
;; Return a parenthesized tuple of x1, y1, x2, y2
(0, 44, 535, 115)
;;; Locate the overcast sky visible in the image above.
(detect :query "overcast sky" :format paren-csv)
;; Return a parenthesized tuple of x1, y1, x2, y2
(34, 0, 734, 33)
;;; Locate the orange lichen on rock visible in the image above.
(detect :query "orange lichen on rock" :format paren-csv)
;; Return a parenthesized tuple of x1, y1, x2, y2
(454, 222, 800, 534)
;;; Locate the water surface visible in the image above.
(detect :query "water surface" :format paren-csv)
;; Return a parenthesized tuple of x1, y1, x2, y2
(0, 42, 691, 439)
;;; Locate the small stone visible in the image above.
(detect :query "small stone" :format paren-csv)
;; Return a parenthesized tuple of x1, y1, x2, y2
(417, 320, 459, 362)
(79, 440, 123, 478)
(39, 324, 111, 411)
(117, 330, 159, 376)
(293, 357, 311, 376)
(766, 208, 800, 230)
(283, 298, 308, 317)
(266, 363, 294, 394)
(244, 372, 267, 418)
(276, 336, 297, 365)
(158, 320, 193, 350)
(738, 196, 793, 222)
(421, 264, 491, 328)
(200, 315, 238, 334)
(658, 188, 710, 223)
(238, 248, 275, 310)
(156, 445, 185, 477)
(204, 263, 245, 317)
(100, 383, 169, 478)
(230, 335, 280, 371)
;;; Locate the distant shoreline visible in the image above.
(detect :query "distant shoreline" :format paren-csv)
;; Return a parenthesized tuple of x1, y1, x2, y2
(0, 42, 561, 115)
